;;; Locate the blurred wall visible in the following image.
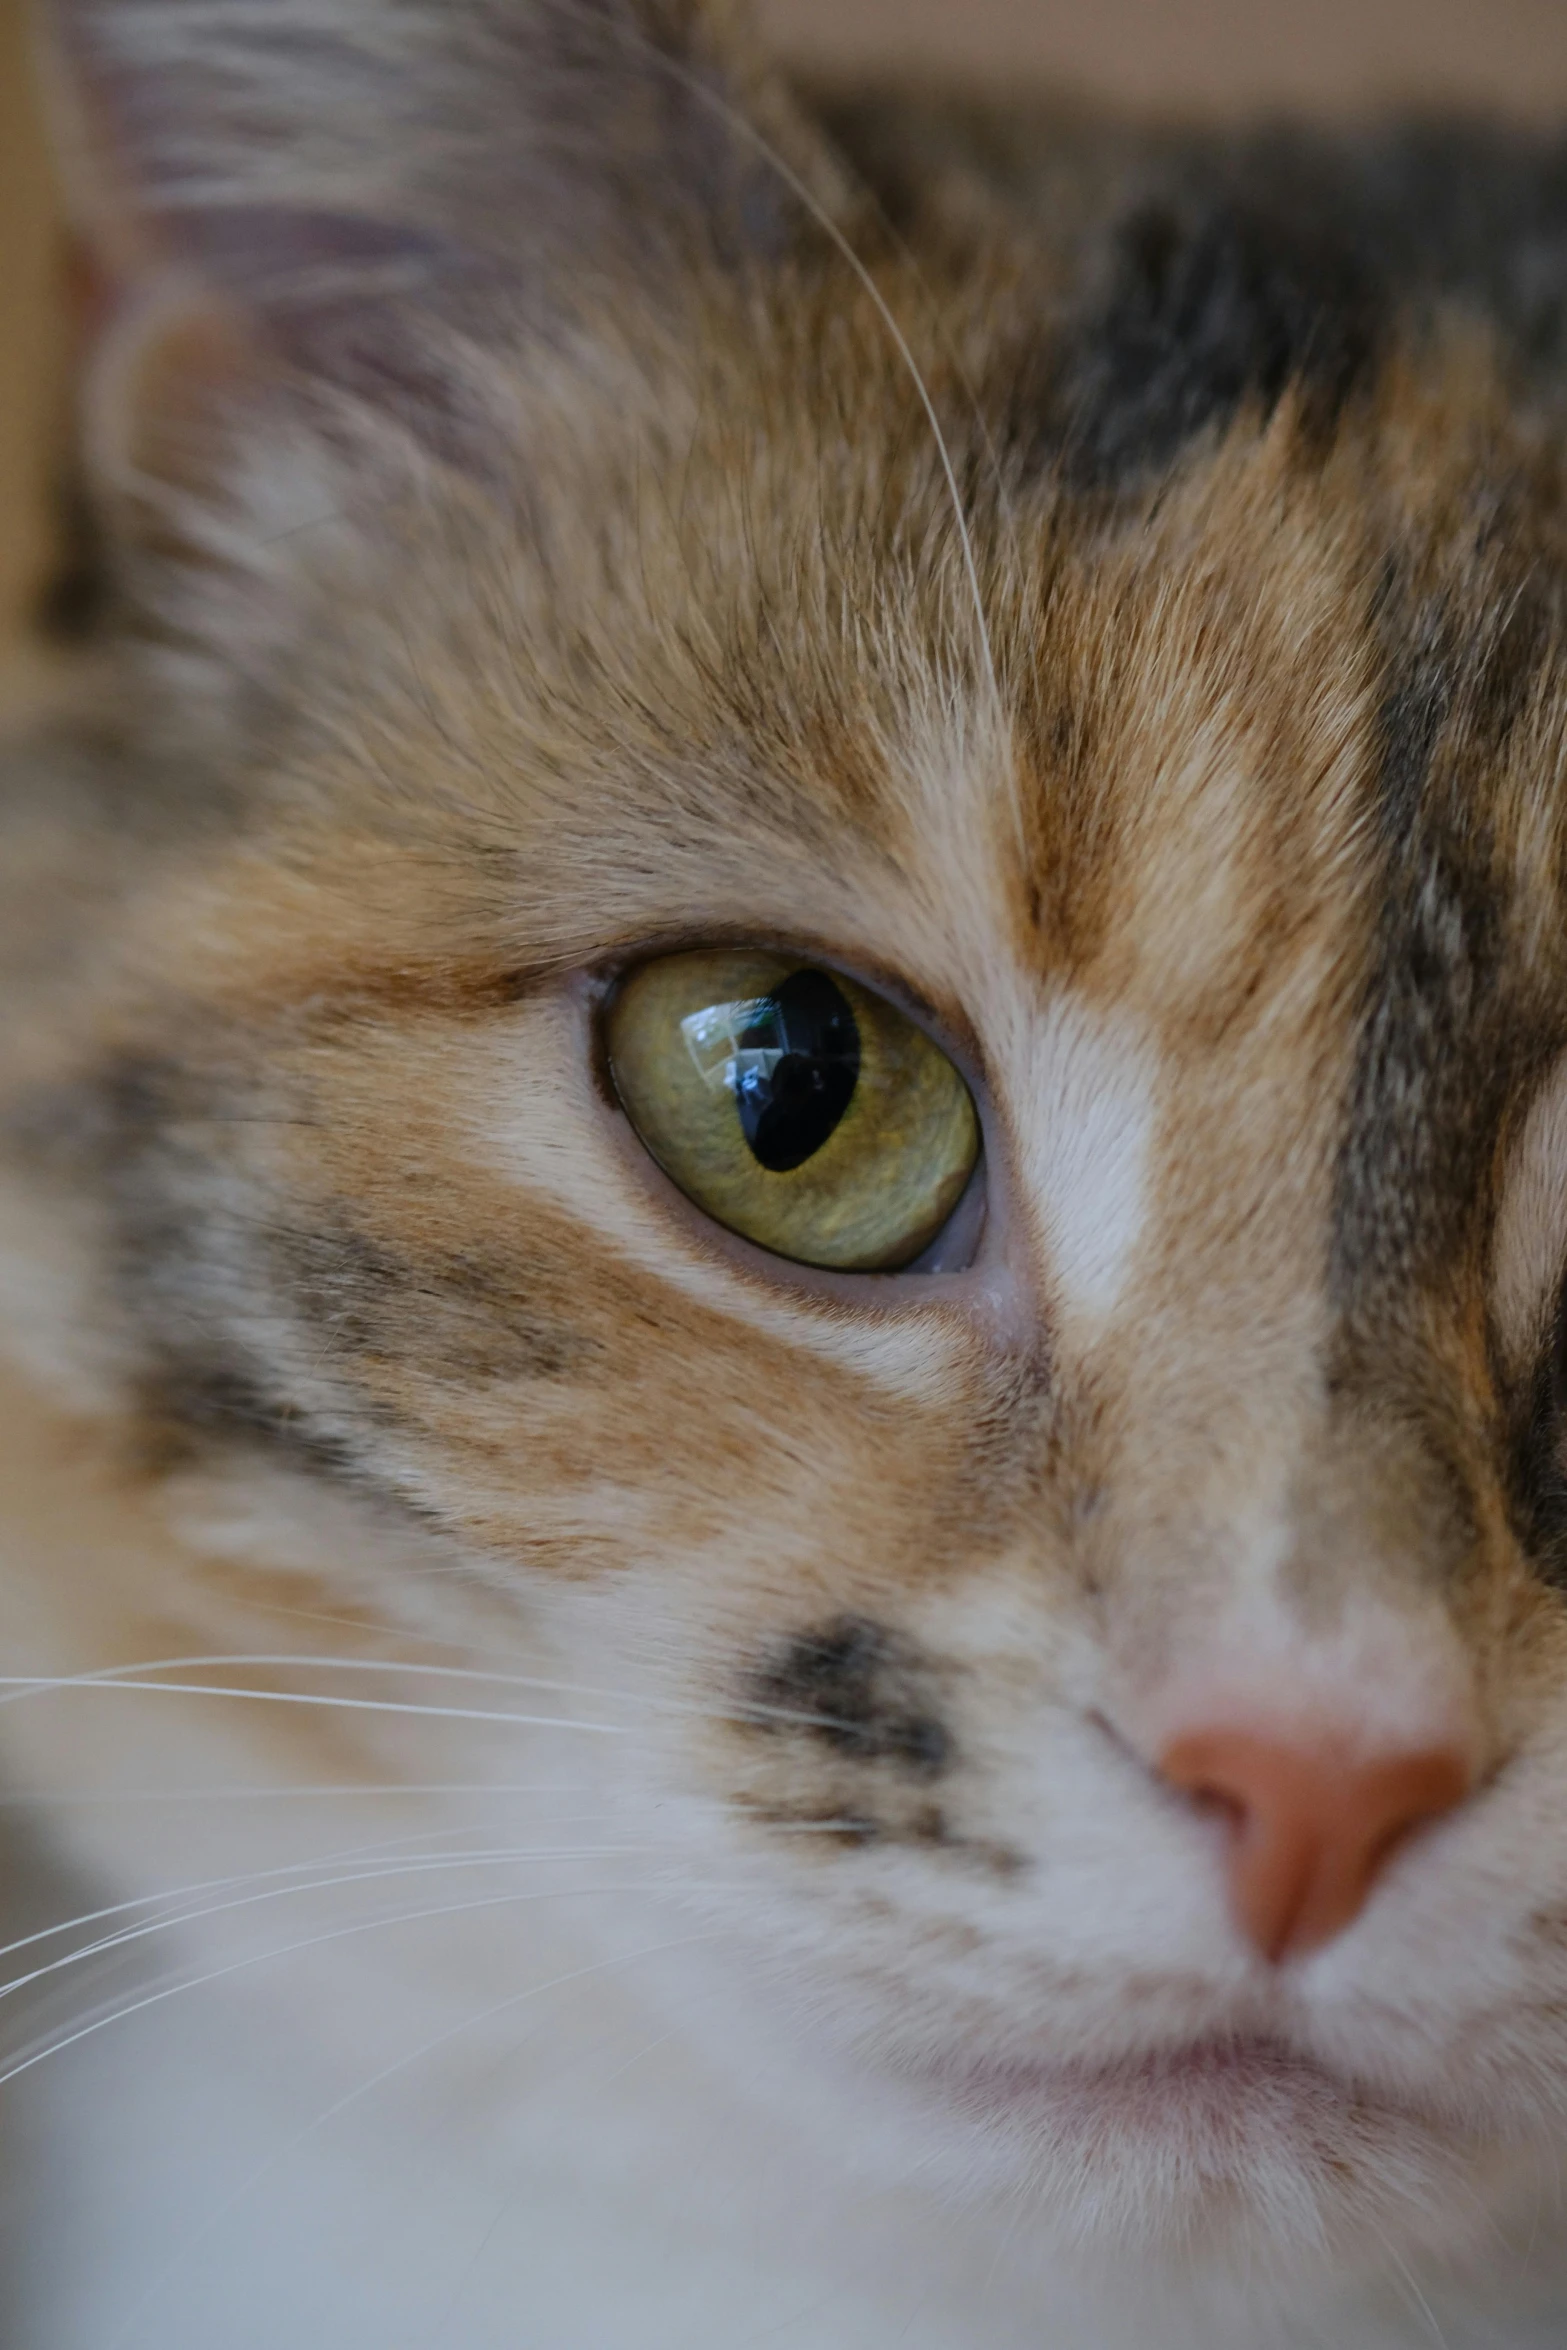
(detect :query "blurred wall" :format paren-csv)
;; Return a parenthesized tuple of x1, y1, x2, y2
(761, 0, 1567, 117)
(1, 0, 65, 647)
(5, 0, 1567, 645)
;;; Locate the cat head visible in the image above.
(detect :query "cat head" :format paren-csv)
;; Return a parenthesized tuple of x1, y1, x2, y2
(25, 0, 1567, 2289)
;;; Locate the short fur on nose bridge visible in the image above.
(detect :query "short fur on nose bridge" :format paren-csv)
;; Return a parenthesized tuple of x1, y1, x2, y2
(1157, 1729, 1474, 1962)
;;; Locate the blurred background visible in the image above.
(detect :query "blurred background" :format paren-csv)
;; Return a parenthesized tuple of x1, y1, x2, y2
(5, 0, 1567, 648)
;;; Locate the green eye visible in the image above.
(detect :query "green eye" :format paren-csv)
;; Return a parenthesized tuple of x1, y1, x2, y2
(605, 950, 979, 1271)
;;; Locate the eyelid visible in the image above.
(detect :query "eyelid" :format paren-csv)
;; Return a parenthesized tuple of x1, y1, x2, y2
(902, 1158, 988, 1275)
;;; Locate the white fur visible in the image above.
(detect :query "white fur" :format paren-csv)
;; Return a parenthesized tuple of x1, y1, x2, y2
(1009, 992, 1159, 1336)
(6, 1386, 1567, 2349)
(1119, 1579, 1483, 1766)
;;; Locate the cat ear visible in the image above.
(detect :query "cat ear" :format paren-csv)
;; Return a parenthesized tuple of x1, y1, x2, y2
(40, 0, 828, 659)
(47, 0, 811, 373)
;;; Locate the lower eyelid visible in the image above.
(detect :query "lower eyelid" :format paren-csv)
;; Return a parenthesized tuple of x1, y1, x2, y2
(902, 1158, 988, 1277)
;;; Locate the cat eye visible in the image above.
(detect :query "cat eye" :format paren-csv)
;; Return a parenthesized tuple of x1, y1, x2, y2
(605, 950, 980, 1271)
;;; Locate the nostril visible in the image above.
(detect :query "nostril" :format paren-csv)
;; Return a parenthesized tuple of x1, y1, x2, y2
(1157, 1728, 1474, 1963)
(1182, 1776, 1248, 1832)
(1184, 1776, 1259, 1851)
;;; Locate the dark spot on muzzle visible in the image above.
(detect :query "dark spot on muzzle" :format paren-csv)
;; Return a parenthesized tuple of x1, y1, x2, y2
(742, 1615, 952, 1776)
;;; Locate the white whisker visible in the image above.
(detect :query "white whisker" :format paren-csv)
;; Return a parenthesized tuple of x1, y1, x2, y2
(0, 1781, 597, 1805)
(0, 1885, 741, 2092)
(0, 1803, 642, 1955)
(0, 1814, 514, 1966)
(0, 1674, 631, 1734)
(0, 1651, 863, 1738)
(0, 1807, 646, 1973)
(0, 1649, 621, 1703)
(0, 1846, 663, 2006)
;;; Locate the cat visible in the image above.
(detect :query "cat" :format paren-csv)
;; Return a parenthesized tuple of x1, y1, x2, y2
(7, 1, 1567, 2342)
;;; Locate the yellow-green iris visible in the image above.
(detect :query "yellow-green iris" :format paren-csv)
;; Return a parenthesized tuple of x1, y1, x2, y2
(606, 949, 979, 1271)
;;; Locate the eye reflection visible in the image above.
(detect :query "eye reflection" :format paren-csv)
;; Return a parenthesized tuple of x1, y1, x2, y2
(682, 969, 861, 1174)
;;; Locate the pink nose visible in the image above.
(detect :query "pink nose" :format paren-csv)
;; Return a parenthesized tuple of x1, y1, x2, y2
(1158, 1728, 1474, 1961)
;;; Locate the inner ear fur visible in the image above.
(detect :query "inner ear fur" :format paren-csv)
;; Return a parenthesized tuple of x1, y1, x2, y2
(39, 0, 847, 624)
(42, 0, 838, 433)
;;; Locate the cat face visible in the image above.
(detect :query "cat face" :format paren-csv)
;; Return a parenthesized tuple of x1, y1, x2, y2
(20, 0, 1567, 2292)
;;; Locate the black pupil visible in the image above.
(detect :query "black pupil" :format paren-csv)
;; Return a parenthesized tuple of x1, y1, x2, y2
(734, 970, 861, 1174)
